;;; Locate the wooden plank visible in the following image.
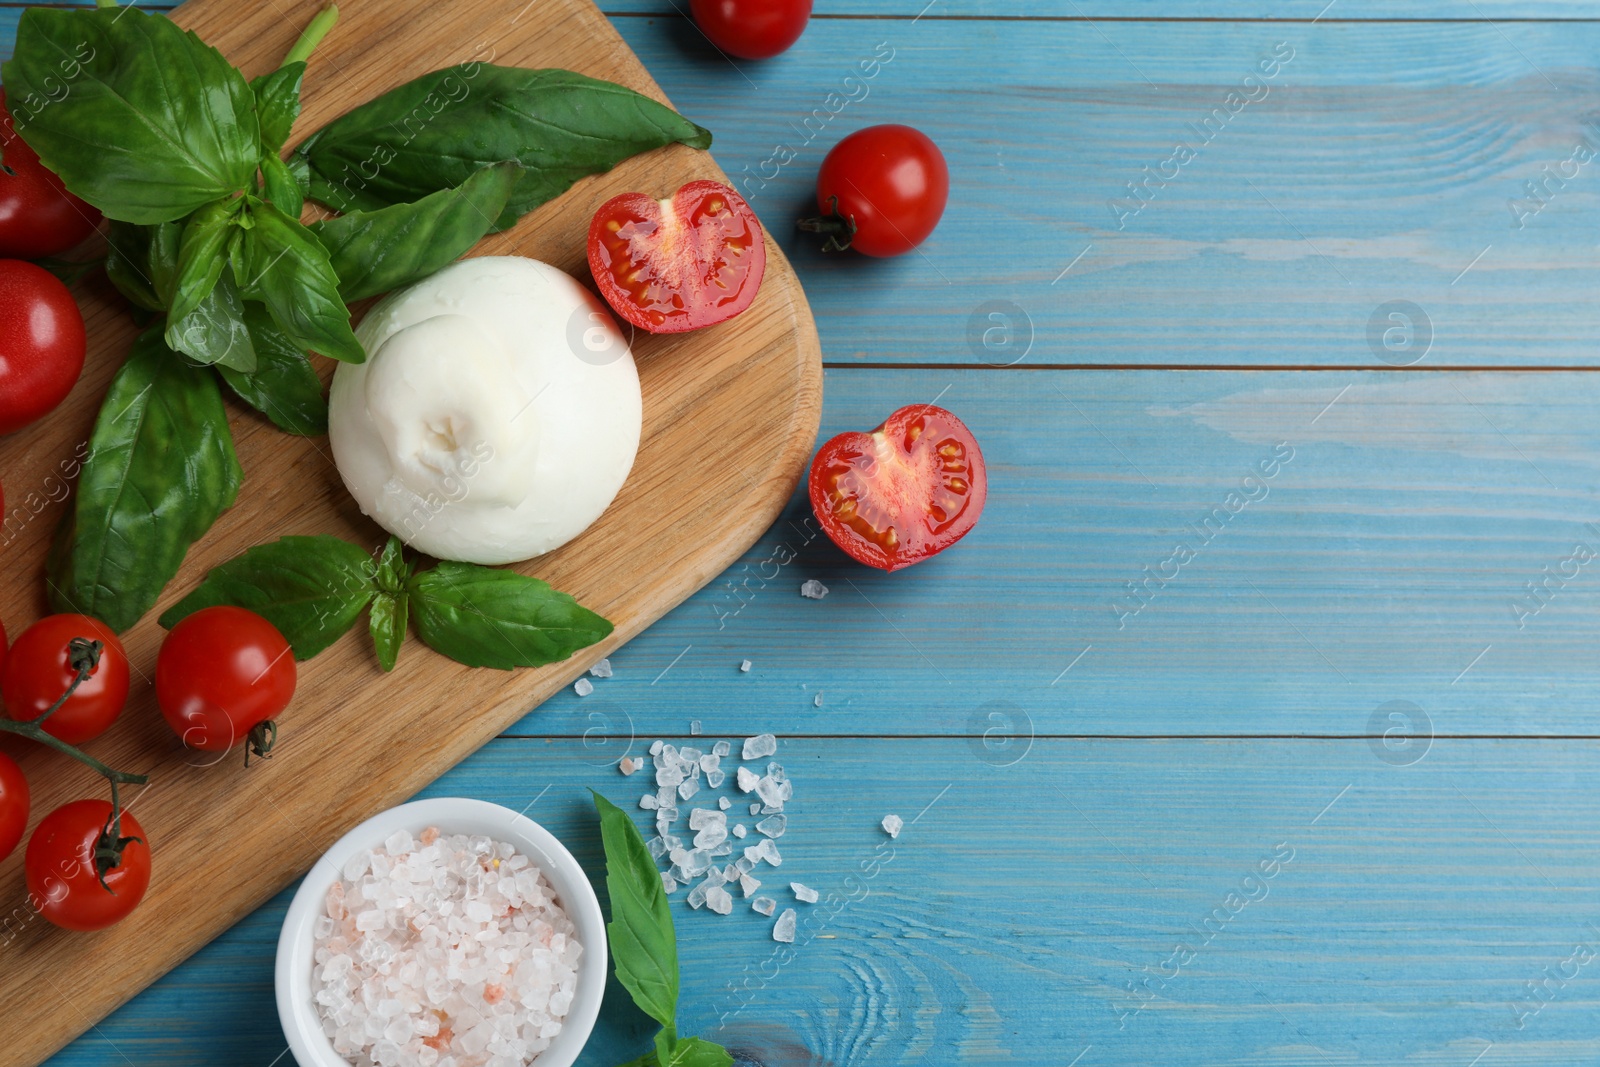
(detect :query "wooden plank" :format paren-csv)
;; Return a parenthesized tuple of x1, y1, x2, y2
(0, 0, 820, 1063)
(491, 366, 1600, 739)
(43, 736, 1600, 1066)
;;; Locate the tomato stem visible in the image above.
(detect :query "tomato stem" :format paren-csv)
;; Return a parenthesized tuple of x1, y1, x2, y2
(796, 195, 859, 253)
(93, 778, 142, 893)
(282, 4, 339, 68)
(245, 720, 277, 767)
(31, 637, 102, 727)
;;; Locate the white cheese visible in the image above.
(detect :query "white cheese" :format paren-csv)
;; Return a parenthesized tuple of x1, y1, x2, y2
(329, 256, 641, 564)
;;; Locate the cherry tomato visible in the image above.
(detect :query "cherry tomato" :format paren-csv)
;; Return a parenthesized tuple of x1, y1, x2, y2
(25, 799, 149, 932)
(689, 0, 811, 60)
(0, 90, 102, 260)
(809, 404, 986, 572)
(0, 751, 28, 863)
(588, 179, 766, 334)
(2, 614, 129, 746)
(0, 259, 86, 435)
(157, 606, 296, 755)
(805, 124, 949, 258)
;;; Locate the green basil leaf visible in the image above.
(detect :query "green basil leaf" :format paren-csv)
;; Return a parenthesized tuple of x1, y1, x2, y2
(217, 306, 327, 435)
(159, 535, 377, 659)
(368, 537, 412, 672)
(664, 1038, 733, 1067)
(48, 328, 243, 632)
(309, 162, 520, 301)
(167, 199, 237, 328)
(236, 198, 365, 363)
(406, 561, 613, 670)
(168, 270, 257, 372)
(105, 223, 163, 312)
(251, 61, 304, 156)
(297, 65, 711, 228)
(2, 8, 259, 224)
(592, 792, 679, 1031)
(260, 153, 305, 218)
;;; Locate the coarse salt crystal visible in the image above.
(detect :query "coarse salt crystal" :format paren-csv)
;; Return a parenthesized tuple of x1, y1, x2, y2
(792, 883, 819, 903)
(750, 803, 762, 816)
(742, 733, 778, 760)
(882, 814, 903, 839)
(713, 740, 731, 757)
(740, 873, 761, 897)
(740, 660, 752, 673)
(706, 769, 725, 788)
(755, 814, 786, 839)
(718, 797, 731, 811)
(589, 658, 613, 678)
(620, 757, 638, 775)
(773, 908, 798, 942)
(690, 720, 702, 735)
(735, 767, 759, 793)
(814, 692, 823, 707)
(732, 824, 747, 838)
(752, 895, 776, 916)
(706, 886, 734, 915)
(800, 580, 828, 600)
(574, 677, 594, 697)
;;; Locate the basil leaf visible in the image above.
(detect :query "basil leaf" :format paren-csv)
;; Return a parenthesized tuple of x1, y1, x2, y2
(310, 162, 520, 301)
(297, 66, 711, 228)
(169, 270, 257, 372)
(236, 198, 365, 364)
(217, 307, 327, 435)
(260, 153, 305, 218)
(2, 8, 259, 224)
(167, 199, 237, 330)
(251, 62, 304, 156)
(665, 1038, 733, 1067)
(160, 535, 377, 659)
(105, 223, 163, 312)
(369, 538, 412, 672)
(48, 328, 243, 632)
(406, 561, 612, 670)
(592, 792, 679, 1030)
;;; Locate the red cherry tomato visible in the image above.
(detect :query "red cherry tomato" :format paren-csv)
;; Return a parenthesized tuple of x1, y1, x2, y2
(2, 614, 129, 746)
(809, 404, 986, 572)
(0, 259, 86, 435)
(25, 799, 149, 932)
(806, 124, 949, 258)
(689, 0, 811, 60)
(588, 179, 766, 335)
(157, 606, 296, 755)
(0, 751, 28, 863)
(0, 90, 102, 260)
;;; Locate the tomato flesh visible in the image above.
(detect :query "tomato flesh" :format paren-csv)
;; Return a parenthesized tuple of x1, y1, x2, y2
(26, 799, 149, 932)
(809, 405, 986, 572)
(689, 0, 811, 60)
(0, 750, 27, 863)
(157, 605, 296, 753)
(588, 179, 766, 334)
(0, 90, 102, 260)
(815, 124, 949, 258)
(2, 614, 129, 745)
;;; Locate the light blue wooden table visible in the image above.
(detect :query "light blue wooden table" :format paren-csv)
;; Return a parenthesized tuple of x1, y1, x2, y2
(21, 1, 1600, 1064)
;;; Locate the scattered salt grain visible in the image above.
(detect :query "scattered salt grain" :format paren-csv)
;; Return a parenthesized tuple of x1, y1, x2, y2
(792, 883, 819, 904)
(732, 824, 747, 838)
(743, 733, 778, 760)
(882, 814, 903, 839)
(718, 797, 731, 811)
(678, 779, 699, 801)
(574, 677, 594, 697)
(706, 768, 725, 788)
(662, 872, 678, 894)
(773, 908, 798, 942)
(752, 896, 777, 916)
(750, 803, 762, 816)
(640, 795, 659, 811)
(690, 720, 702, 735)
(735, 767, 759, 793)
(800, 580, 828, 600)
(814, 692, 823, 707)
(740, 659, 752, 673)
(740, 873, 761, 897)
(755, 814, 787, 839)
(650, 740, 664, 756)
(620, 757, 639, 776)
(589, 658, 613, 678)
(713, 740, 731, 757)
(706, 886, 734, 915)
(312, 827, 582, 1067)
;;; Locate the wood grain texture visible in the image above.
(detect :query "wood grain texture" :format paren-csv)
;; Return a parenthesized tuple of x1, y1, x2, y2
(45, 737, 1600, 1067)
(0, 1, 820, 1063)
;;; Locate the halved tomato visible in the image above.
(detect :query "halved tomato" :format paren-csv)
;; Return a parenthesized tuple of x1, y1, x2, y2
(808, 404, 987, 572)
(587, 179, 766, 334)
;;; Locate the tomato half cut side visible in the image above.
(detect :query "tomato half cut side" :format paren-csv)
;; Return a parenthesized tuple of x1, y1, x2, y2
(587, 179, 766, 334)
(808, 404, 987, 572)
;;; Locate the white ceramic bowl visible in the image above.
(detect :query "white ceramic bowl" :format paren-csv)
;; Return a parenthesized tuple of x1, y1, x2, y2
(276, 797, 607, 1067)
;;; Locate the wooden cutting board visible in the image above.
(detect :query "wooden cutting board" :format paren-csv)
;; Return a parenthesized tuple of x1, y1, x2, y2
(0, 1, 821, 1062)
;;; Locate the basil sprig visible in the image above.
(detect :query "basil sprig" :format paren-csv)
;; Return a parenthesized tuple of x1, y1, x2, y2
(48, 329, 243, 633)
(592, 793, 733, 1067)
(161, 536, 613, 672)
(296, 66, 712, 229)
